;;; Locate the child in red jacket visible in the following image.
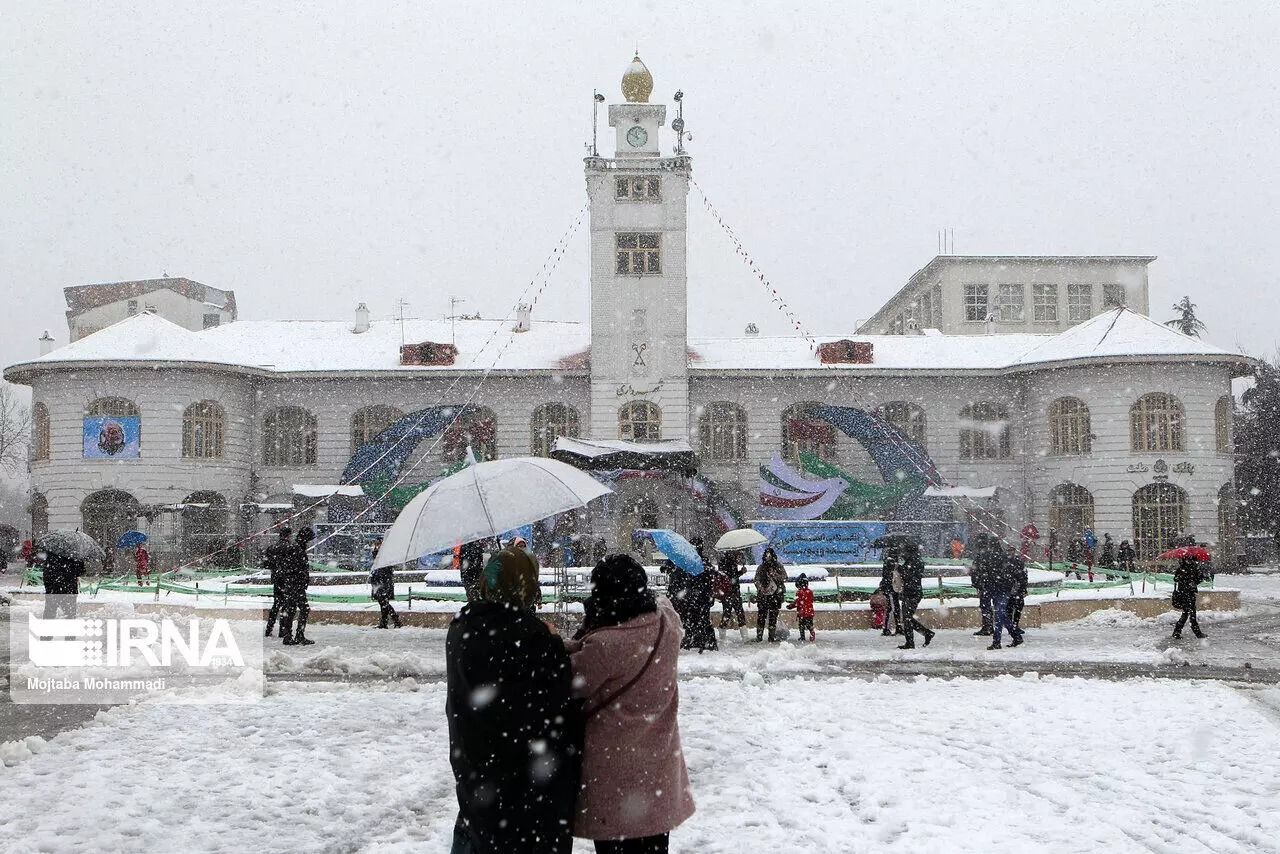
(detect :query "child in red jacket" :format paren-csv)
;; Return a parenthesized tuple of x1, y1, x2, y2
(786, 573, 816, 642)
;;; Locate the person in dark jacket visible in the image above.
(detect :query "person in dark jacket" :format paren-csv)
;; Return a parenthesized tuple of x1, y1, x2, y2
(279, 527, 315, 646)
(369, 540, 401, 629)
(1118, 540, 1137, 572)
(876, 550, 903, 636)
(41, 551, 83, 619)
(1008, 547, 1029, 631)
(665, 559, 693, 631)
(986, 546, 1026, 650)
(969, 534, 999, 636)
(716, 550, 748, 639)
(459, 540, 485, 602)
(1099, 533, 1116, 573)
(896, 540, 935, 650)
(754, 548, 787, 642)
(1171, 555, 1207, 639)
(446, 547, 580, 854)
(263, 527, 293, 638)
(679, 538, 717, 652)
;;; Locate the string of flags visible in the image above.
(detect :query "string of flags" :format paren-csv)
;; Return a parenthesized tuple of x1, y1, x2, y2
(691, 178, 817, 351)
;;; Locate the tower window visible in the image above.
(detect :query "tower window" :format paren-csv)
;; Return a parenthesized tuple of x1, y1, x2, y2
(616, 233, 661, 274)
(615, 176, 661, 201)
(963, 284, 989, 321)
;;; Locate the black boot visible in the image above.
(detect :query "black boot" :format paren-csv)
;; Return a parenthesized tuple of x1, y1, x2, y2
(987, 641, 1002, 650)
(923, 630, 935, 647)
(294, 634, 316, 646)
(756, 628, 764, 642)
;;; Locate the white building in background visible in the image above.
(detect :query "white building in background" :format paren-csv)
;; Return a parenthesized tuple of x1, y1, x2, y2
(4, 56, 1251, 567)
(64, 276, 237, 342)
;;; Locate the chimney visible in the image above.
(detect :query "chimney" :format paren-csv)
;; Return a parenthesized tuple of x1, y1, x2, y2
(353, 302, 370, 334)
(745, 323, 759, 336)
(38, 331, 54, 356)
(513, 303, 532, 333)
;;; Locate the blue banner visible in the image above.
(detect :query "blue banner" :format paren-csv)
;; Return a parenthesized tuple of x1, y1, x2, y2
(750, 520, 887, 564)
(83, 416, 141, 459)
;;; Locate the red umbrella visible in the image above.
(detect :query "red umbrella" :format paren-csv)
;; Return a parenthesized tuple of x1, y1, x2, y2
(1157, 546, 1212, 562)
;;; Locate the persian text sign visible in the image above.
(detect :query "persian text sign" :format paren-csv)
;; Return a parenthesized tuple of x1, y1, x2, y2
(749, 520, 887, 564)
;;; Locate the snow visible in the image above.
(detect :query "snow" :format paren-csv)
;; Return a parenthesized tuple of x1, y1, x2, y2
(1, 676, 1277, 852)
(291, 484, 364, 498)
(12, 306, 1247, 377)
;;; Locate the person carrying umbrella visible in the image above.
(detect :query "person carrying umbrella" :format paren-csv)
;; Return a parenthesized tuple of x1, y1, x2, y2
(715, 549, 748, 640)
(679, 537, 717, 652)
(1165, 540, 1211, 640)
(133, 544, 150, 584)
(368, 539, 401, 629)
(754, 547, 787, 643)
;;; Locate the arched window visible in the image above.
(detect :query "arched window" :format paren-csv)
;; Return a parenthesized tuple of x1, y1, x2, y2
(699, 402, 748, 461)
(619, 401, 661, 442)
(32, 403, 50, 461)
(530, 403, 580, 457)
(182, 401, 225, 459)
(1132, 483, 1189, 561)
(875, 401, 927, 448)
(959, 402, 1011, 460)
(262, 406, 317, 467)
(1130, 393, 1184, 452)
(1048, 397, 1091, 455)
(782, 402, 834, 463)
(1217, 482, 1238, 568)
(443, 406, 498, 464)
(1049, 483, 1094, 536)
(1215, 395, 1233, 454)
(81, 489, 141, 569)
(87, 396, 140, 443)
(181, 491, 229, 558)
(30, 492, 48, 537)
(351, 405, 405, 452)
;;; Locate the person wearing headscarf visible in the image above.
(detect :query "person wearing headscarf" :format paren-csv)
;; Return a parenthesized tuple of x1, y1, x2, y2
(563, 555, 695, 852)
(679, 536, 717, 652)
(279, 527, 314, 646)
(754, 547, 787, 642)
(446, 547, 580, 854)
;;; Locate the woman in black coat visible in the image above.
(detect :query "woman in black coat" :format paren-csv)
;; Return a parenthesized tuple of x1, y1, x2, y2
(446, 547, 581, 854)
(1171, 556, 1207, 639)
(896, 541, 935, 650)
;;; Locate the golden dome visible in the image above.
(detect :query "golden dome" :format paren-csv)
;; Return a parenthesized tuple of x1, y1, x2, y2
(621, 54, 653, 103)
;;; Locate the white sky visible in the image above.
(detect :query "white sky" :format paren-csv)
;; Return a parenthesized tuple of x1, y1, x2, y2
(3, 0, 1279, 374)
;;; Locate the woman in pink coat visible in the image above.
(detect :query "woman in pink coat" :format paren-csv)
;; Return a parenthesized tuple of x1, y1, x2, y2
(562, 554, 695, 853)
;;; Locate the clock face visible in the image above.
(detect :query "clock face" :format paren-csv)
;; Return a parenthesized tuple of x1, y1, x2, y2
(626, 125, 649, 147)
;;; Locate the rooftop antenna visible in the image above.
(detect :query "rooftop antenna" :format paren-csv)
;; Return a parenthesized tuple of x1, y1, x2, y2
(591, 90, 605, 156)
(672, 90, 690, 154)
(395, 298, 411, 346)
(449, 295, 466, 347)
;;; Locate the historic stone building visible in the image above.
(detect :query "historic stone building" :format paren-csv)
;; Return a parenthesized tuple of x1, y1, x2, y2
(5, 56, 1250, 566)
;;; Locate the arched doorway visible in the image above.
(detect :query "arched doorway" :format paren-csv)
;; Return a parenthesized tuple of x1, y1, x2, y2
(81, 489, 141, 573)
(181, 491, 229, 562)
(1131, 483, 1188, 561)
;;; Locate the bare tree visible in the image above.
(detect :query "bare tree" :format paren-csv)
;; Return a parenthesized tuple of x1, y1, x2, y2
(0, 383, 31, 475)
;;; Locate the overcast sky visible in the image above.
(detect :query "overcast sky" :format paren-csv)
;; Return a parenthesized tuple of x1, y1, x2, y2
(3, 1, 1279, 376)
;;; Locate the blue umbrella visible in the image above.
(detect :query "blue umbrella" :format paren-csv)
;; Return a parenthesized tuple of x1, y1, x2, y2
(117, 530, 148, 548)
(637, 529, 705, 575)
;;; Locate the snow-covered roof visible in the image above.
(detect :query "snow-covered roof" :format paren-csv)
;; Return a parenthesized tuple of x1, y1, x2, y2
(4, 307, 1248, 380)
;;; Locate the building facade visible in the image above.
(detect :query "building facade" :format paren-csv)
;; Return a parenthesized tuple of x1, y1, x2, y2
(5, 57, 1249, 567)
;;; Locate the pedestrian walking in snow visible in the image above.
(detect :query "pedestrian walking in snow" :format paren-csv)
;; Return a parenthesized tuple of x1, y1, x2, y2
(133, 544, 150, 584)
(786, 573, 816, 641)
(1117, 540, 1136, 572)
(41, 551, 83, 619)
(446, 546, 581, 854)
(986, 546, 1026, 650)
(459, 539, 485, 602)
(897, 540, 935, 649)
(263, 527, 293, 638)
(1066, 536, 1084, 580)
(715, 550, 748, 640)
(754, 547, 787, 642)
(564, 554, 695, 852)
(1099, 533, 1116, 573)
(1008, 547, 1029, 631)
(1171, 554, 1208, 640)
(369, 540, 401, 629)
(877, 551, 903, 636)
(970, 534, 999, 636)
(280, 527, 315, 646)
(679, 538, 717, 652)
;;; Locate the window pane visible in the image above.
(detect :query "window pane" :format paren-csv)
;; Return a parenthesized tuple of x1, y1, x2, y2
(616, 233, 638, 249)
(616, 253, 630, 274)
(638, 233, 659, 249)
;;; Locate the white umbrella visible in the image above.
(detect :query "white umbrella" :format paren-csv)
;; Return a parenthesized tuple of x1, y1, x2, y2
(373, 457, 612, 569)
(715, 528, 768, 551)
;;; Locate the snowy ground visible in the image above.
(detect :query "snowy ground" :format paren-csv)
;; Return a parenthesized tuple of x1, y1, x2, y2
(2, 573, 1278, 852)
(1, 677, 1278, 853)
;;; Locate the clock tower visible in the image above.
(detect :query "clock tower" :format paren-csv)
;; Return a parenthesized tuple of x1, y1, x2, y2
(584, 55, 692, 443)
